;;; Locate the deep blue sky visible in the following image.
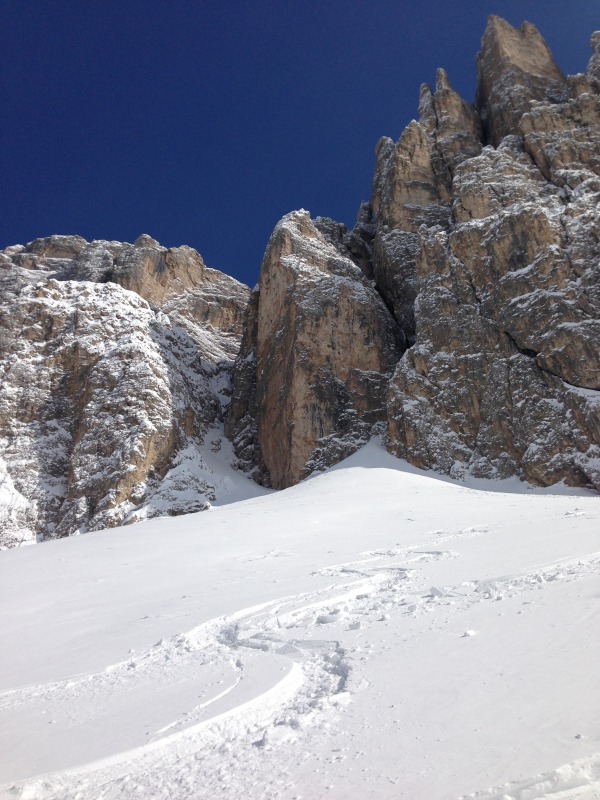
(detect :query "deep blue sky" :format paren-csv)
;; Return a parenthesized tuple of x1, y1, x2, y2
(2, 1, 598, 286)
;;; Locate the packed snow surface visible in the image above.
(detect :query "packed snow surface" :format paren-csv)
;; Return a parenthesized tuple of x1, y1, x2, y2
(0, 441, 599, 799)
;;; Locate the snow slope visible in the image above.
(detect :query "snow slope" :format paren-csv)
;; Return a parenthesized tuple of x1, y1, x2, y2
(0, 441, 599, 800)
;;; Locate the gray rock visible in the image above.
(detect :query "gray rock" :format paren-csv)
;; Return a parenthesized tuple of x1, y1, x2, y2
(227, 210, 403, 488)
(476, 16, 569, 146)
(0, 236, 249, 546)
(376, 19, 600, 489)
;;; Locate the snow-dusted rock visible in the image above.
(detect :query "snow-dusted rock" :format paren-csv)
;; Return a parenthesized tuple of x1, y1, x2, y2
(2, 16, 600, 547)
(228, 17, 600, 495)
(476, 15, 569, 146)
(374, 18, 600, 490)
(0, 236, 250, 546)
(226, 210, 403, 488)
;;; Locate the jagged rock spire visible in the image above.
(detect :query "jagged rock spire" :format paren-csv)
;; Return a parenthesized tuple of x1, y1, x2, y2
(476, 15, 568, 145)
(419, 69, 481, 149)
(587, 31, 600, 88)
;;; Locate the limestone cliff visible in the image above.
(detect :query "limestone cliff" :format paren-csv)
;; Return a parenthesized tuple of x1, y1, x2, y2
(226, 211, 402, 488)
(476, 16, 569, 146)
(230, 16, 600, 492)
(377, 17, 600, 489)
(3, 16, 600, 548)
(0, 236, 250, 546)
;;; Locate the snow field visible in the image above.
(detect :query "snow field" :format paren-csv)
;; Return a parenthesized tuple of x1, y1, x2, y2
(0, 441, 599, 799)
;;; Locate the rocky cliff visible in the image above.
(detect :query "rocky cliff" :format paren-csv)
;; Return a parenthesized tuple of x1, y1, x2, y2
(2, 16, 600, 547)
(0, 235, 250, 546)
(225, 211, 402, 489)
(228, 16, 600, 492)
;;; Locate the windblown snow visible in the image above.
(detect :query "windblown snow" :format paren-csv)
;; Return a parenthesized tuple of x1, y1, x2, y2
(0, 441, 598, 800)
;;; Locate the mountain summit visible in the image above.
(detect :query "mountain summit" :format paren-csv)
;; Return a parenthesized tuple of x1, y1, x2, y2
(2, 17, 599, 545)
(228, 17, 600, 492)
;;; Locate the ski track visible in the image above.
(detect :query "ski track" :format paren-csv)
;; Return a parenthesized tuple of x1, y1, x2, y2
(461, 753, 600, 799)
(2, 523, 600, 800)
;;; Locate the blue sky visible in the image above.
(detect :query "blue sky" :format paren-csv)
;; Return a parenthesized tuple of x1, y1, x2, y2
(2, 1, 599, 286)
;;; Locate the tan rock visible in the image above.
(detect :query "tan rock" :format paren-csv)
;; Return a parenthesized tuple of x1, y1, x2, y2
(383, 127, 600, 488)
(228, 210, 402, 488)
(372, 122, 443, 231)
(368, 17, 600, 490)
(520, 91, 600, 188)
(370, 123, 445, 340)
(371, 71, 483, 342)
(0, 236, 250, 545)
(476, 16, 568, 146)
(587, 31, 600, 89)
(419, 68, 482, 182)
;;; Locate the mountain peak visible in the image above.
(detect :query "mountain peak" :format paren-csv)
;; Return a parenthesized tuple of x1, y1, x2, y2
(2, 17, 600, 547)
(476, 15, 567, 144)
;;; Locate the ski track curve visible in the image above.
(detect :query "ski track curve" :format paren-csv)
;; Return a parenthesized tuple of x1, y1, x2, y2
(461, 753, 600, 800)
(2, 523, 600, 800)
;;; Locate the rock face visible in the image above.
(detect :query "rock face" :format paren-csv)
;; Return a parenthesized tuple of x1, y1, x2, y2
(476, 16, 569, 146)
(371, 70, 482, 342)
(2, 16, 600, 548)
(0, 236, 249, 547)
(226, 211, 403, 488)
(229, 16, 600, 493)
(375, 17, 600, 489)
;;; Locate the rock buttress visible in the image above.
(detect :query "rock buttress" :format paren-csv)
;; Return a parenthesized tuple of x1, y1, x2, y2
(375, 17, 600, 489)
(227, 210, 403, 488)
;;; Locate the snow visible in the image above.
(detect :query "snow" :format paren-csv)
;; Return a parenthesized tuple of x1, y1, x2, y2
(0, 461, 36, 547)
(124, 428, 273, 523)
(0, 440, 599, 800)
